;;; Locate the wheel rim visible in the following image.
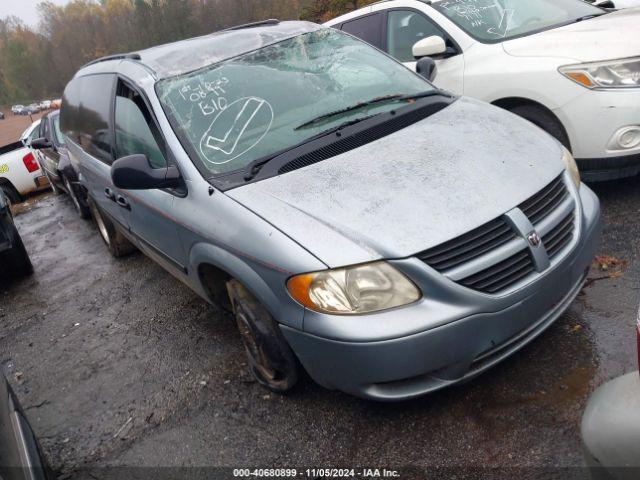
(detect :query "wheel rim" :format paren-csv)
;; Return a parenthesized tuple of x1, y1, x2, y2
(236, 307, 282, 383)
(64, 177, 82, 213)
(92, 205, 110, 246)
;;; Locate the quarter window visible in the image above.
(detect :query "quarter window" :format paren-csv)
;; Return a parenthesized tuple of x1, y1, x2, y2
(115, 82, 167, 169)
(387, 10, 446, 63)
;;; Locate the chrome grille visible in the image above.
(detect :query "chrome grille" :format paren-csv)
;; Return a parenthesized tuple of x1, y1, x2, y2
(519, 175, 568, 225)
(419, 174, 577, 295)
(417, 218, 516, 272)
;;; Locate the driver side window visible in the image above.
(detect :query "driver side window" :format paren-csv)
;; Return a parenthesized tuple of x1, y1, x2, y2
(115, 81, 167, 169)
(387, 10, 446, 63)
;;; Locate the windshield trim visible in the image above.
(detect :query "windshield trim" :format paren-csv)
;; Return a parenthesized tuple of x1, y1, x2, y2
(430, 3, 607, 45)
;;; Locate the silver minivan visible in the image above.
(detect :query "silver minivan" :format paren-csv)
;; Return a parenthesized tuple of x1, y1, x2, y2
(61, 21, 601, 401)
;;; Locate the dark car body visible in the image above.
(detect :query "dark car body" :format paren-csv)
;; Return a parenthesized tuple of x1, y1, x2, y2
(0, 189, 32, 282)
(0, 375, 51, 480)
(33, 111, 90, 218)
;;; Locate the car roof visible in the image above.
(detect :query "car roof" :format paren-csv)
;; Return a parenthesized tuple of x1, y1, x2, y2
(77, 20, 322, 81)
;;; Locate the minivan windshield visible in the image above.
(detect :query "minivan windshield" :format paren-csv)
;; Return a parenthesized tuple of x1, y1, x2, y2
(157, 29, 432, 176)
(432, 0, 605, 43)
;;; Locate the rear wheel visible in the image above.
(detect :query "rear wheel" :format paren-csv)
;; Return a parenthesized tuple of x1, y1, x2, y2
(88, 198, 136, 258)
(227, 280, 299, 393)
(63, 175, 90, 219)
(509, 104, 571, 150)
(0, 214, 33, 280)
(0, 184, 21, 206)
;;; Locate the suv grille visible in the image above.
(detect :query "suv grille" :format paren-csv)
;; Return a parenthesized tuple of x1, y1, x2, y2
(419, 174, 576, 295)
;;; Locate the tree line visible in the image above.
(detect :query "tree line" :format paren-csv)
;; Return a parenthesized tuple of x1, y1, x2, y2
(0, 0, 377, 106)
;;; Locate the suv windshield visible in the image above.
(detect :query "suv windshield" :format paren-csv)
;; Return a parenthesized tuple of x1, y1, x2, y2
(157, 29, 432, 176)
(432, 0, 604, 43)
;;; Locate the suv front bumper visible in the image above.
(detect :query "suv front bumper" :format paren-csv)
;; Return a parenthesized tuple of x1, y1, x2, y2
(555, 88, 640, 181)
(281, 185, 601, 400)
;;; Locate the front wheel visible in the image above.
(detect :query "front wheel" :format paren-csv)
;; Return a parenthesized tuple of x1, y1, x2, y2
(509, 104, 571, 150)
(227, 280, 299, 393)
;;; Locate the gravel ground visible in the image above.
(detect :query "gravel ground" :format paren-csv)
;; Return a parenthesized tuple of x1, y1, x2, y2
(0, 176, 638, 479)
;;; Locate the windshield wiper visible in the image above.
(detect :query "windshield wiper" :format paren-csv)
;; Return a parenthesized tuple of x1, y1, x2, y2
(294, 90, 444, 131)
(575, 13, 607, 22)
(244, 90, 449, 182)
(243, 114, 378, 181)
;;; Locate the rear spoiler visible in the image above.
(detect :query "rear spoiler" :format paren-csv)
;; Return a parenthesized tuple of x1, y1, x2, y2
(0, 141, 25, 156)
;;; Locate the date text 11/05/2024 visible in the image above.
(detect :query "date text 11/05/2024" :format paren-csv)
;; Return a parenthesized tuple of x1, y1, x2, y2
(233, 469, 402, 478)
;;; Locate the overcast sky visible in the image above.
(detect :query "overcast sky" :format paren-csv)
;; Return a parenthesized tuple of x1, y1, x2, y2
(3, 0, 70, 28)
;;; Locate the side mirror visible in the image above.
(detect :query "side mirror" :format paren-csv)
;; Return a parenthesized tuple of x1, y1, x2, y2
(111, 154, 181, 190)
(416, 57, 438, 82)
(30, 137, 52, 150)
(412, 35, 447, 59)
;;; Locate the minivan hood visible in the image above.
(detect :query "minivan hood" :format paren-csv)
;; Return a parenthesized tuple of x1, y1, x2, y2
(228, 97, 564, 268)
(503, 9, 640, 62)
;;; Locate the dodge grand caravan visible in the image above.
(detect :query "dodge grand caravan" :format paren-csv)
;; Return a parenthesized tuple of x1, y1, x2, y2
(60, 20, 601, 400)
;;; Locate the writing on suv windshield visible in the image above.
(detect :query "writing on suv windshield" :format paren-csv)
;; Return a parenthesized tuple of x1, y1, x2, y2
(433, 0, 604, 43)
(156, 29, 432, 177)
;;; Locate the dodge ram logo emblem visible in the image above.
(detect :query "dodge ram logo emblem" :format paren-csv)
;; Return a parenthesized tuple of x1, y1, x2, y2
(527, 231, 542, 248)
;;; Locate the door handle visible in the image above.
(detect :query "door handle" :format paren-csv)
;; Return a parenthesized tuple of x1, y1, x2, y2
(116, 195, 131, 210)
(105, 188, 115, 201)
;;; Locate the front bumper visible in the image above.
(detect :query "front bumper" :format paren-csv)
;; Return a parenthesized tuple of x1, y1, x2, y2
(281, 185, 601, 400)
(582, 373, 640, 478)
(554, 88, 640, 179)
(578, 154, 640, 183)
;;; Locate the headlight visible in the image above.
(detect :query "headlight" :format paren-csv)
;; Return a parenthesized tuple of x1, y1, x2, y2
(560, 57, 640, 89)
(287, 261, 421, 315)
(562, 146, 580, 188)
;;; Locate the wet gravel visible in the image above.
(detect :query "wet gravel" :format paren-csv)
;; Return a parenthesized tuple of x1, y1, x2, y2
(1, 177, 638, 478)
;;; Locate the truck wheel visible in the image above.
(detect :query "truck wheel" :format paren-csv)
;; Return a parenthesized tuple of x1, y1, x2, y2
(63, 175, 90, 220)
(0, 216, 33, 280)
(0, 184, 21, 206)
(88, 198, 136, 258)
(227, 280, 299, 393)
(509, 105, 571, 150)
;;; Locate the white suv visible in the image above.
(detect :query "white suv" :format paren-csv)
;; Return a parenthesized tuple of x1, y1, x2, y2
(325, 0, 640, 181)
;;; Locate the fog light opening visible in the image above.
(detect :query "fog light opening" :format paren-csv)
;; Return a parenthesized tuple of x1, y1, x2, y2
(612, 126, 640, 150)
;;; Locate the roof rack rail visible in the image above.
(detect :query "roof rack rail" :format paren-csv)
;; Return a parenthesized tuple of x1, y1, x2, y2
(224, 19, 280, 31)
(81, 53, 141, 69)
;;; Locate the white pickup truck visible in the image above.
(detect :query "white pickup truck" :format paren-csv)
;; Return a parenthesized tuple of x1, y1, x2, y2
(0, 121, 50, 204)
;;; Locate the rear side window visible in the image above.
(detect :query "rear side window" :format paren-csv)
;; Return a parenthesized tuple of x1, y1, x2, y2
(60, 74, 115, 164)
(341, 13, 384, 49)
(114, 81, 167, 169)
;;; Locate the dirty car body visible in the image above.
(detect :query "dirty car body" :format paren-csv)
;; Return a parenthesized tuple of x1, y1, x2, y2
(0, 375, 51, 480)
(61, 21, 600, 400)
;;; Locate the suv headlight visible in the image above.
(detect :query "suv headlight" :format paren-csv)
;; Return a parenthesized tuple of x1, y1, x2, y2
(562, 146, 580, 187)
(287, 261, 421, 315)
(560, 57, 640, 89)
